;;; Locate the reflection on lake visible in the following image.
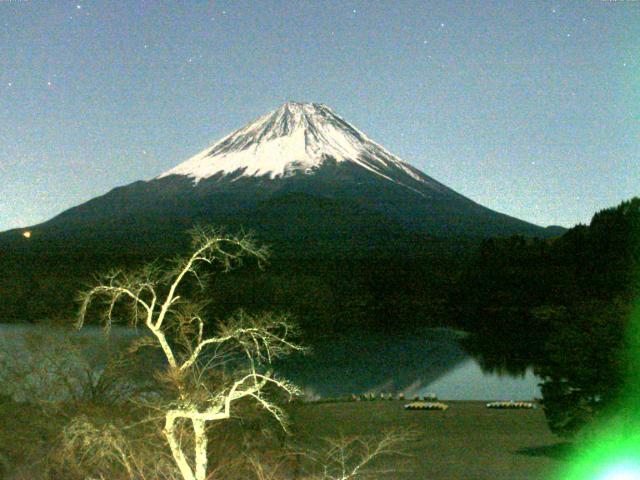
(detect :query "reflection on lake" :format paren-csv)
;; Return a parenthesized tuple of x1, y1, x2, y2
(420, 359, 540, 400)
(276, 327, 542, 400)
(0, 324, 541, 402)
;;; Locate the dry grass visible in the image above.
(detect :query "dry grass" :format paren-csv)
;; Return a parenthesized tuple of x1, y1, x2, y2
(0, 397, 569, 480)
(286, 400, 568, 480)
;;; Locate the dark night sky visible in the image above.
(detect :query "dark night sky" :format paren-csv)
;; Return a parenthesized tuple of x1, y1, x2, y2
(1, 0, 638, 230)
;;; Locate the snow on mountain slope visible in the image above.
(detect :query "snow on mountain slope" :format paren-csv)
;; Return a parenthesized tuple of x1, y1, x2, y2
(157, 102, 440, 194)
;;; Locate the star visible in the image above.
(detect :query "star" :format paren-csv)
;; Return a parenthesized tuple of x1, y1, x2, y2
(47, 81, 52, 87)
(76, 4, 82, 9)
(440, 23, 445, 28)
(353, 9, 357, 14)
(552, 8, 556, 13)
(423, 40, 427, 44)
(7, 82, 12, 87)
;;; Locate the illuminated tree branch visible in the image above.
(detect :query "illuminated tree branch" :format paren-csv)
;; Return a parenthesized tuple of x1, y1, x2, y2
(75, 227, 300, 480)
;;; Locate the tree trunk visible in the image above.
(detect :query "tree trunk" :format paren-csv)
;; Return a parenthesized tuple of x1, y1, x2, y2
(193, 418, 208, 480)
(165, 413, 196, 480)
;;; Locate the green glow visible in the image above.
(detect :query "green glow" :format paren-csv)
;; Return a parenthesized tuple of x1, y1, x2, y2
(553, 424, 640, 479)
(596, 462, 640, 480)
(552, 287, 640, 478)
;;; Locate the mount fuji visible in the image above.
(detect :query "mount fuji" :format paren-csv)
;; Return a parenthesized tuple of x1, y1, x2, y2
(2, 102, 555, 258)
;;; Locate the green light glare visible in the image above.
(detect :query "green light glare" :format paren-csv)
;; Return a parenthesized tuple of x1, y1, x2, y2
(553, 427, 640, 479)
(596, 462, 640, 480)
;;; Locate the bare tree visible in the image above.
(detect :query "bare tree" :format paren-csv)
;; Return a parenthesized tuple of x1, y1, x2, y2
(242, 429, 413, 480)
(76, 227, 303, 480)
(296, 430, 414, 480)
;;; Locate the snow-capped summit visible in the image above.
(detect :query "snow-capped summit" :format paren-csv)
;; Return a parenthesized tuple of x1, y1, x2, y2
(158, 102, 425, 187)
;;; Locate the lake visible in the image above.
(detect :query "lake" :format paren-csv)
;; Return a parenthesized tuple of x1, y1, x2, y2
(276, 327, 541, 400)
(0, 324, 541, 402)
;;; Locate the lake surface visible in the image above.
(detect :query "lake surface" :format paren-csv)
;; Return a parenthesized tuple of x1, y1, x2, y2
(276, 327, 541, 400)
(0, 324, 541, 401)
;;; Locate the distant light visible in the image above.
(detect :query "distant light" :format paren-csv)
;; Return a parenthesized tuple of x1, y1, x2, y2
(22, 231, 31, 239)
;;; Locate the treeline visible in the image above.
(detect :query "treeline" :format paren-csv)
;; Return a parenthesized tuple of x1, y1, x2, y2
(0, 237, 468, 338)
(453, 197, 640, 436)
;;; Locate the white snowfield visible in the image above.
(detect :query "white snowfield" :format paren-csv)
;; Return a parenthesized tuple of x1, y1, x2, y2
(157, 102, 434, 191)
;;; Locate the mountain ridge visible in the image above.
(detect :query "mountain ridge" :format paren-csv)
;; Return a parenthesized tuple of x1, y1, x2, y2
(2, 102, 559, 247)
